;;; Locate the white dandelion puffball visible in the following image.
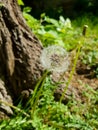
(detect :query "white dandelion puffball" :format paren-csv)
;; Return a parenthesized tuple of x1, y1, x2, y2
(40, 45, 70, 73)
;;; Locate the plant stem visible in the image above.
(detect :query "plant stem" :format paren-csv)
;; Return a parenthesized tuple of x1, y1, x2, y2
(30, 70, 49, 117)
(60, 25, 87, 103)
(60, 41, 82, 103)
(0, 100, 30, 117)
(60, 29, 86, 103)
(26, 70, 49, 108)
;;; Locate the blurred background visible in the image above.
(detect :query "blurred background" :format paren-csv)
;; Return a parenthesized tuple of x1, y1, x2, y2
(22, 0, 98, 19)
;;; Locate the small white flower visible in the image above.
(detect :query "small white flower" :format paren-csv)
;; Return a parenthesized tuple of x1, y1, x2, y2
(40, 45, 70, 73)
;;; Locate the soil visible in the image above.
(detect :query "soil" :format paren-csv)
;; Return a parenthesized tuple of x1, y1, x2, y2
(53, 62, 98, 104)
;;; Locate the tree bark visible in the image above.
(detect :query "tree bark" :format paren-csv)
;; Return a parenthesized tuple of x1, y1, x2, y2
(0, 0, 43, 118)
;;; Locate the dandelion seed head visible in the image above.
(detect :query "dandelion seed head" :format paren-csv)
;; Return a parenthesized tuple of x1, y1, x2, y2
(40, 45, 70, 73)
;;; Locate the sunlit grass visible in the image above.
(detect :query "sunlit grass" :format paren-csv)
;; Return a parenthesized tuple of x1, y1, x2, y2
(0, 76, 98, 129)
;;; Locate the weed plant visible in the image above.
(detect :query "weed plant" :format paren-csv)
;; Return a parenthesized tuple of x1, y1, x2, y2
(0, 76, 98, 130)
(23, 7, 98, 77)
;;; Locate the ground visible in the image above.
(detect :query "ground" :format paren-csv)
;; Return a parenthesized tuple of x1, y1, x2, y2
(53, 61, 98, 103)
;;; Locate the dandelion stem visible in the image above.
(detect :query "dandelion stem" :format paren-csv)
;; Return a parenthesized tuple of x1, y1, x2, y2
(60, 25, 87, 103)
(60, 41, 81, 103)
(30, 70, 49, 117)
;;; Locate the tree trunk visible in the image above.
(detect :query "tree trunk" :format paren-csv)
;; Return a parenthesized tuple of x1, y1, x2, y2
(0, 0, 43, 119)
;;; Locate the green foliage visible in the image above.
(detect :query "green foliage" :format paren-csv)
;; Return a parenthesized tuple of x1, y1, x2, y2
(0, 77, 98, 130)
(23, 11, 80, 51)
(72, 15, 98, 77)
(23, 9, 98, 77)
(23, 11, 98, 129)
(17, 0, 24, 6)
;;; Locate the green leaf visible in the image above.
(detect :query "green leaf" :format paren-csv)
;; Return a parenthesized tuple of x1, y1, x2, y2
(17, 0, 24, 6)
(23, 7, 32, 13)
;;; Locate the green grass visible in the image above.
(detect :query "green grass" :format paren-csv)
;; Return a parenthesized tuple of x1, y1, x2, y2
(0, 77, 98, 130)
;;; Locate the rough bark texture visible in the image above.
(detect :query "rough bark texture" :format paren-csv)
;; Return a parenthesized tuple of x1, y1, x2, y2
(0, 0, 43, 118)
